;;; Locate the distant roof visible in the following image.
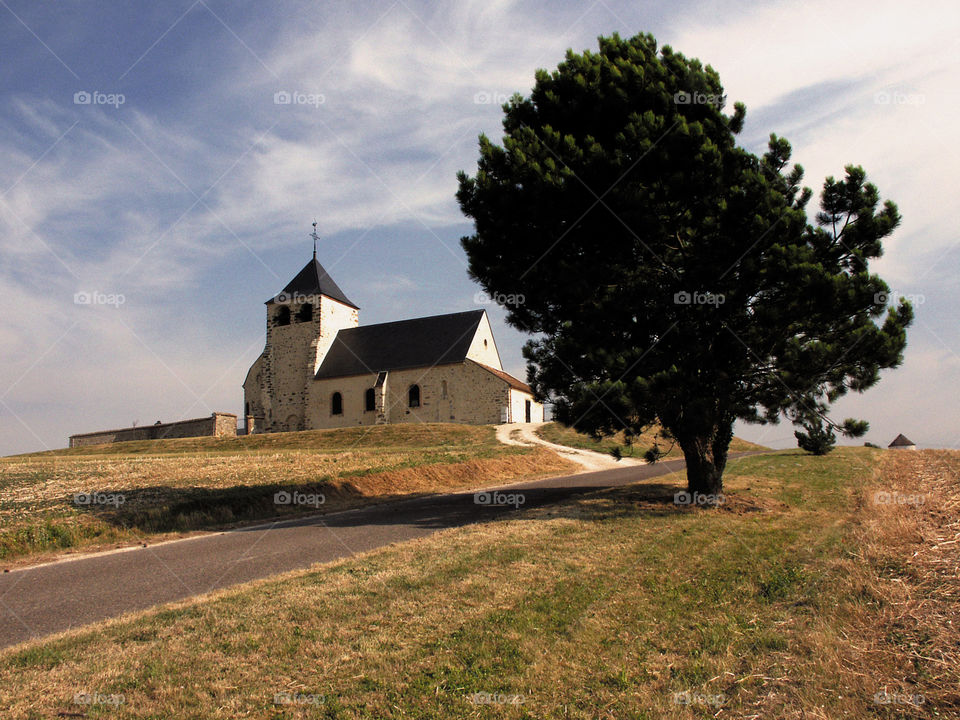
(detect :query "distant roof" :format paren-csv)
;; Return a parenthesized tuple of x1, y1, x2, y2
(888, 433, 916, 447)
(471, 361, 533, 394)
(266, 257, 358, 309)
(315, 310, 485, 379)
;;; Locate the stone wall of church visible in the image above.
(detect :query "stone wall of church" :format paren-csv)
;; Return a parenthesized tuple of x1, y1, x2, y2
(306, 362, 513, 429)
(251, 296, 358, 432)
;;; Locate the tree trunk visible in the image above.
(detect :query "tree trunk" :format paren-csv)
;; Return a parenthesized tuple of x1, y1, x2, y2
(675, 417, 734, 499)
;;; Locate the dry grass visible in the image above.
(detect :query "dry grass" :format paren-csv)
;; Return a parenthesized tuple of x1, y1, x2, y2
(537, 421, 768, 459)
(815, 449, 960, 717)
(3, 448, 955, 718)
(0, 424, 576, 566)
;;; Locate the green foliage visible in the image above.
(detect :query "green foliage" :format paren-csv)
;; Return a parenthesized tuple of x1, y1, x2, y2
(457, 32, 912, 491)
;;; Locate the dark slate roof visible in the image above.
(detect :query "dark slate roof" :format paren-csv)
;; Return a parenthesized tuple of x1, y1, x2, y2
(315, 310, 485, 379)
(265, 257, 358, 309)
(888, 433, 916, 447)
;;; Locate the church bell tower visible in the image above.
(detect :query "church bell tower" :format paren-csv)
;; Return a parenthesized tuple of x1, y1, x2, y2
(242, 224, 360, 433)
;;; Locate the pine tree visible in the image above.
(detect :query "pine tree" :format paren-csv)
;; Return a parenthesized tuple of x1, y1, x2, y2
(457, 32, 912, 494)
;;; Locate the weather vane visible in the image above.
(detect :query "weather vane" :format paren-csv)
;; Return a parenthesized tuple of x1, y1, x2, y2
(310, 220, 319, 259)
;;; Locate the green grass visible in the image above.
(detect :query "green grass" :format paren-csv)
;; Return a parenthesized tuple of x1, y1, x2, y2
(537, 421, 768, 459)
(3, 447, 945, 719)
(13, 423, 498, 458)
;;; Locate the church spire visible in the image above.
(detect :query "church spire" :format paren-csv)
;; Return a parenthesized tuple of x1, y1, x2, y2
(310, 220, 319, 260)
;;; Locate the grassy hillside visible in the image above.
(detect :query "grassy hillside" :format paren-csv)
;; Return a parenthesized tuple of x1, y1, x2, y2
(538, 421, 768, 459)
(0, 424, 575, 566)
(2, 448, 955, 718)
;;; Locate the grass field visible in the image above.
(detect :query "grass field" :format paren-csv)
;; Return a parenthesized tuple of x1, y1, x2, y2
(2, 447, 955, 718)
(0, 424, 575, 566)
(537, 421, 768, 459)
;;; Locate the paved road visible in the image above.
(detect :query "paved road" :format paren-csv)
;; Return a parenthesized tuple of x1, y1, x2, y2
(0, 453, 762, 650)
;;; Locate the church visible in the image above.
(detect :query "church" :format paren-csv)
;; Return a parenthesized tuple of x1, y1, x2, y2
(242, 247, 544, 434)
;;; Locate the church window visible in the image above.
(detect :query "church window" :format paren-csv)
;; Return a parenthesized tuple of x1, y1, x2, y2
(441, 380, 448, 399)
(331, 392, 343, 415)
(408, 384, 420, 408)
(365, 388, 375, 412)
(275, 305, 291, 326)
(296, 303, 313, 322)
(483, 339, 488, 348)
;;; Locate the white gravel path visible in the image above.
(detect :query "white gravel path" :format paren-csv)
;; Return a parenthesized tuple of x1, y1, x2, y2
(495, 422, 646, 473)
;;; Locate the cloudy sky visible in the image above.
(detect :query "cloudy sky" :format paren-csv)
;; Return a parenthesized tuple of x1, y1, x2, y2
(0, 0, 957, 455)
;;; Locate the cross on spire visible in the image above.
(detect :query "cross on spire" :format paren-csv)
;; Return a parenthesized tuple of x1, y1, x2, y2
(310, 220, 319, 259)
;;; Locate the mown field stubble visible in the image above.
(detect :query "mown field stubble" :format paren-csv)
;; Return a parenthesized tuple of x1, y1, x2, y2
(0, 424, 575, 567)
(2, 446, 955, 719)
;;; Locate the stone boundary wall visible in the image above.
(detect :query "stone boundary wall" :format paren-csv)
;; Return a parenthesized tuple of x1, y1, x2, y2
(68, 412, 237, 448)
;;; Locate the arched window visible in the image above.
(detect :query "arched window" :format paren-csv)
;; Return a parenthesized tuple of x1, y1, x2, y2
(331, 392, 343, 415)
(441, 380, 448, 399)
(408, 384, 420, 408)
(275, 305, 291, 326)
(365, 388, 376, 412)
(296, 303, 313, 322)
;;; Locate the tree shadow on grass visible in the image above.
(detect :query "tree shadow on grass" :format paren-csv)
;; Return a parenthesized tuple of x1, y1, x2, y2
(66, 480, 427, 535)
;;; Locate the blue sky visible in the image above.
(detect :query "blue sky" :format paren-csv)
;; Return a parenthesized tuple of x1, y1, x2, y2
(1, 0, 958, 455)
